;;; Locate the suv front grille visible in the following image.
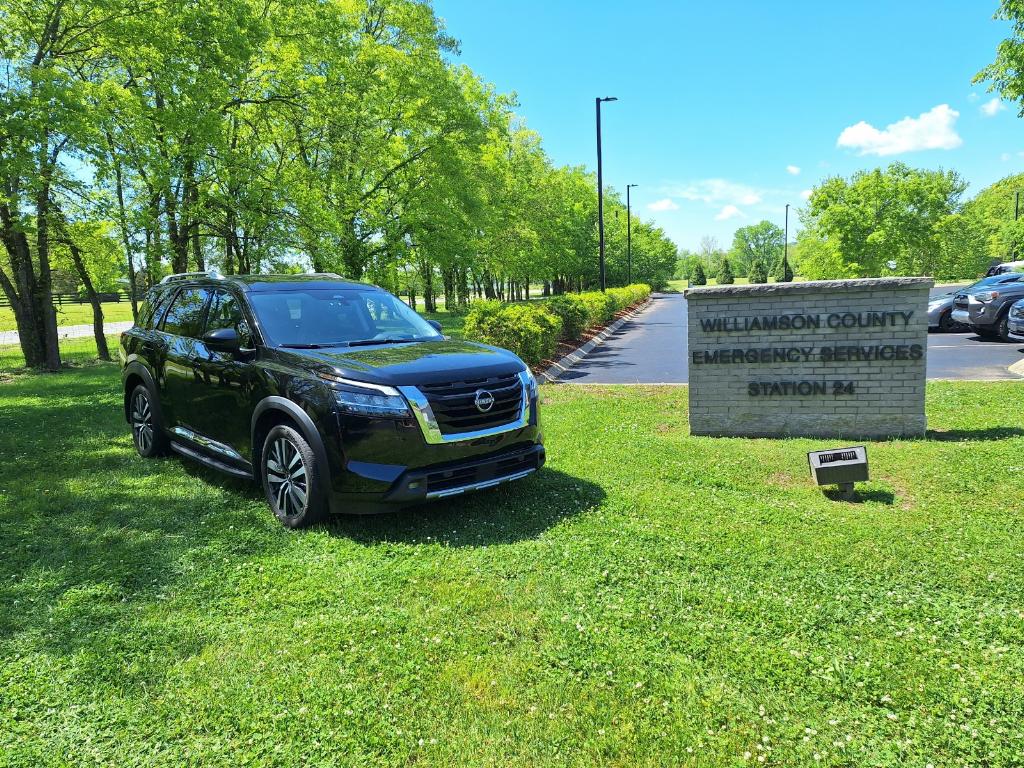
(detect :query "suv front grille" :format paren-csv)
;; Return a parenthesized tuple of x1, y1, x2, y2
(953, 295, 968, 309)
(418, 374, 523, 435)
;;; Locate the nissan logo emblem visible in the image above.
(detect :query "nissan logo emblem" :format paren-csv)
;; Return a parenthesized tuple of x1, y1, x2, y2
(474, 389, 495, 413)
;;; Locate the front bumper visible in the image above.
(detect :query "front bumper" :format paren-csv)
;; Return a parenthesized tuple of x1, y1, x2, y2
(953, 299, 1000, 329)
(383, 443, 545, 503)
(1008, 316, 1024, 341)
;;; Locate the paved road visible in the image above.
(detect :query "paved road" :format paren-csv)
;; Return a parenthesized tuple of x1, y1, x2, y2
(557, 290, 1024, 383)
(0, 320, 134, 346)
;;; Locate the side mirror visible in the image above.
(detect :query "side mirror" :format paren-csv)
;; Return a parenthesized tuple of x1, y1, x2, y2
(427, 319, 443, 333)
(203, 327, 241, 354)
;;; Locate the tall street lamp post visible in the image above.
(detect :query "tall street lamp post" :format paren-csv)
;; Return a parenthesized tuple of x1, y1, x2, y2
(783, 203, 790, 280)
(626, 183, 638, 284)
(596, 96, 617, 292)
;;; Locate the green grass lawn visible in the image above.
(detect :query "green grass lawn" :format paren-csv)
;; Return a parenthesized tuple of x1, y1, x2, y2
(0, 301, 136, 332)
(1, 366, 1022, 766)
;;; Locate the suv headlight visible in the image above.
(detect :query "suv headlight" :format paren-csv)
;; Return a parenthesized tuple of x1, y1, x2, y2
(319, 373, 411, 418)
(975, 290, 998, 303)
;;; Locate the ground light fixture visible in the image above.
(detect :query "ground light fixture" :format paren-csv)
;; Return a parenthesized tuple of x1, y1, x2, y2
(807, 446, 869, 499)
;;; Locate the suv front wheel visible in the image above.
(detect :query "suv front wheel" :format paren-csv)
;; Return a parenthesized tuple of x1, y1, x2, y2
(261, 424, 328, 528)
(130, 384, 168, 458)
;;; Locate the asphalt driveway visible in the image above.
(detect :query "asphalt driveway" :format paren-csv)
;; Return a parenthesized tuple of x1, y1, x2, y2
(557, 291, 1024, 383)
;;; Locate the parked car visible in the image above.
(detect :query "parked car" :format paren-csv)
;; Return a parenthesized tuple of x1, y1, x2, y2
(951, 271, 1024, 341)
(985, 259, 1024, 276)
(120, 272, 544, 528)
(928, 273, 1024, 332)
(1008, 297, 1024, 342)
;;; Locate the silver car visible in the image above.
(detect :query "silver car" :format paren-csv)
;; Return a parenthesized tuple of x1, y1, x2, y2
(1008, 298, 1024, 342)
(929, 274, 1024, 332)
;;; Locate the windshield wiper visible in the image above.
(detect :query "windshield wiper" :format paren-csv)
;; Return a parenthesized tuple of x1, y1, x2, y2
(278, 342, 348, 349)
(346, 336, 420, 347)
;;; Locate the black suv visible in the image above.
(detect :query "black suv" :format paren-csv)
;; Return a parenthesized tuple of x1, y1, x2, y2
(120, 272, 544, 528)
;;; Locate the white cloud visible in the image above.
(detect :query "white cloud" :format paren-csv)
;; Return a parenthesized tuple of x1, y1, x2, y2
(800, 189, 813, 200)
(836, 104, 962, 156)
(647, 198, 679, 212)
(968, 92, 980, 103)
(661, 179, 764, 206)
(981, 97, 1007, 117)
(714, 204, 744, 221)
(786, 165, 801, 175)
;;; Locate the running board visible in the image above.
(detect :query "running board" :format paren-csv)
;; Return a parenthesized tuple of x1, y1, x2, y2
(170, 441, 253, 479)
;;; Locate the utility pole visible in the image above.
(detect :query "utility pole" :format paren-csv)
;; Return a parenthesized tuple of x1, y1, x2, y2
(626, 183, 638, 284)
(1015, 190, 1020, 221)
(595, 96, 617, 292)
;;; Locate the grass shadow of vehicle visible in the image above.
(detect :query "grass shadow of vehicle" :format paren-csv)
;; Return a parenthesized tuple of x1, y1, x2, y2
(328, 468, 604, 547)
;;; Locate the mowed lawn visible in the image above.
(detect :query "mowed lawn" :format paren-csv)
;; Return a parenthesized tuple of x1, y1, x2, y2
(0, 301, 136, 333)
(1, 367, 1023, 767)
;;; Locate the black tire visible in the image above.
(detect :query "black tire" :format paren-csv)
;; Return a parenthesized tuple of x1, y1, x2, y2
(938, 309, 956, 332)
(129, 384, 168, 458)
(996, 312, 1012, 342)
(261, 424, 328, 529)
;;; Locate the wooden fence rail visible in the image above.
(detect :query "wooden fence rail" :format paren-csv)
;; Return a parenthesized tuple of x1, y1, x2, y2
(0, 290, 135, 309)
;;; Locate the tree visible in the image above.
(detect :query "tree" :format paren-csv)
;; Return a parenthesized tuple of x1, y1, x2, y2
(0, 0, 125, 368)
(719, 258, 734, 284)
(792, 230, 853, 280)
(729, 221, 784, 277)
(747, 257, 768, 284)
(803, 164, 966, 277)
(777, 252, 794, 282)
(690, 262, 706, 286)
(976, 3, 1024, 114)
(960, 173, 1024, 265)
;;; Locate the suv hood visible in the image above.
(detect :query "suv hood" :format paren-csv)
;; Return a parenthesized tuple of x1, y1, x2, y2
(267, 339, 527, 387)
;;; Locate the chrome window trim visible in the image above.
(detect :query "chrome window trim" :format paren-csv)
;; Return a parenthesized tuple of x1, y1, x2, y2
(398, 370, 532, 444)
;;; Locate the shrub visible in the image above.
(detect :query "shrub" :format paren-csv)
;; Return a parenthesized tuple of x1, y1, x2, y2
(748, 258, 768, 284)
(719, 258, 735, 284)
(691, 263, 707, 285)
(578, 291, 617, 326)
(464, 301, 562, 366)
(544, 294, 589, 341)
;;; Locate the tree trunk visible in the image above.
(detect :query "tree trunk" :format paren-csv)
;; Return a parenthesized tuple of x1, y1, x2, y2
(67, 241, 110, 361)
(109, 144, 139, 320)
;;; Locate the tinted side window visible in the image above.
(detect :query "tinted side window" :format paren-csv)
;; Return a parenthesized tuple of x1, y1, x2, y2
(161, 288, 211, 338)
(206, 290, 253, 347)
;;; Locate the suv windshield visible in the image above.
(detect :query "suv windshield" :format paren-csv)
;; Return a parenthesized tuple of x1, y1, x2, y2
(248, 288, 442, 347)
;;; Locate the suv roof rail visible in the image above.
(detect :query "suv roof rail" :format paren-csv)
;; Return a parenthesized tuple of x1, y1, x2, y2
(307, 272, 343, 279)
(159, 269, 224, 285)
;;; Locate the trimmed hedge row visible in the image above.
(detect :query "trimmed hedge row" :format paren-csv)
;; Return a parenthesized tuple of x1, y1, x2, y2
(463, 284, 651, 366)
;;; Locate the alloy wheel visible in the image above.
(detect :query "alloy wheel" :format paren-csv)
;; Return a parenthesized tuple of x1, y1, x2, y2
(266, 437, 308, 518)
(131, 391, 154, 454)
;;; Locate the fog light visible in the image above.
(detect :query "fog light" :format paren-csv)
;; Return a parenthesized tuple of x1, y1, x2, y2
(808, 446, 868, 499)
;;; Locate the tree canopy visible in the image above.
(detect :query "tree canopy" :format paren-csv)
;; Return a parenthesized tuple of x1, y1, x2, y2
(0, 0, 677, 368)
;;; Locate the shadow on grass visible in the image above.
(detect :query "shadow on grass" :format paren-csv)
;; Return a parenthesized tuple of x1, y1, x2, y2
(329, 468, 604, 547)
(926, 427, 1024, 442)
(823, 487, 896, 504)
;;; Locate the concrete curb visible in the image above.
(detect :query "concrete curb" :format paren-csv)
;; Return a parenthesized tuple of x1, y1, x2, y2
(1009, 359, 1024, 378)
(538, 298, 654, 384)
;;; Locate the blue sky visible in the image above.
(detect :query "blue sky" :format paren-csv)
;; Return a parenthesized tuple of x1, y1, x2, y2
(433, 0, 1019, 251)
